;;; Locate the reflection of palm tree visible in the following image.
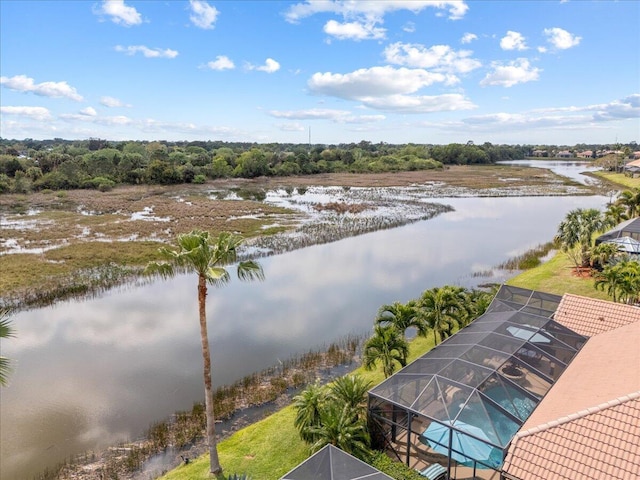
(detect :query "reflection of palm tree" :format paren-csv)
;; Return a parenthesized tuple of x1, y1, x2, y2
(363, 325, 409, 378)
(419, 286, 466, 344)
(375, 301, 426, 339)
(0, 309, 15, 387)
(145, 230, 264, 475)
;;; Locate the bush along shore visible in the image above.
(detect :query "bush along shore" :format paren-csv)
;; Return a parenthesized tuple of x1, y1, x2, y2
(40, 334, 364, 480)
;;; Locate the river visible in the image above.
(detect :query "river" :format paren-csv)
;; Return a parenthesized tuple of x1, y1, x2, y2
(0, 162, 608, 479)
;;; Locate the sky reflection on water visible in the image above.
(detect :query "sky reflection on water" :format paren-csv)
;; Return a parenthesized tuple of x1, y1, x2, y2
(1, 193, 607, 479)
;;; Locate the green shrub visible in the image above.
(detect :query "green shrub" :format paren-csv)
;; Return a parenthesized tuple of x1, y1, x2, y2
(369, 450, 425, 480)
(193, 174, 207, 184)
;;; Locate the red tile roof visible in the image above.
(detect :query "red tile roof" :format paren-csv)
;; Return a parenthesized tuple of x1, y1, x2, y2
(553, 293, 640, 337)
(502, 307, 640, 480)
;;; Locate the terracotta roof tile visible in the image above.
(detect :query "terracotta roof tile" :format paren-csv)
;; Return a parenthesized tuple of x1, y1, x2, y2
(553, 294, 640, 337)
(502, 313, 640, 480)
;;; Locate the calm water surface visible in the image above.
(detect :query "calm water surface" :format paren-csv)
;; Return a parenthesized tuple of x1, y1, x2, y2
(1, 171, 607, 479)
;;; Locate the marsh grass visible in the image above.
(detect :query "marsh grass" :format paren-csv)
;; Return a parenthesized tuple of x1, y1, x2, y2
(49, 334, 364, 480)
(497, 242, 556, 270)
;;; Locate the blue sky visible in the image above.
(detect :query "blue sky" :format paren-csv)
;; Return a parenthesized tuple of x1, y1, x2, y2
(1, 0, 638, 145)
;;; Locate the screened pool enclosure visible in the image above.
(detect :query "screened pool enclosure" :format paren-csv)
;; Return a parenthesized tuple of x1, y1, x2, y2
(368, 286, 587, 479)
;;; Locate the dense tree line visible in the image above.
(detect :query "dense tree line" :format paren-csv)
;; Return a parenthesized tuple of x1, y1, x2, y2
(0, 138, 534, 193)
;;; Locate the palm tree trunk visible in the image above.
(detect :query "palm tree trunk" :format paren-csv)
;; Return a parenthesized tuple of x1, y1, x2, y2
(198, 275, 222, 475)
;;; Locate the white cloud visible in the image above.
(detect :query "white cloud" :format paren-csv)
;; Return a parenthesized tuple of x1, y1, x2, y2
(383, 42, 481, 74)
(59, 113, 132, 125)
(96, 0, 142, 26)
(204, 55, 235, 71)
(461, 32, 477, 44)
(308, 66, 449, 99)
(249, 58, 280, 73)
(268, 108, 385, 123)
(115, 45, 178, 58)
(323, 19, 386, 41)
(100, 96, 131, 107)
(0, 75, 83, 101)
(480, 58, 541, 87)
(285, 1, 469, 23)
(356, 93, 476, 113)
(543, 27, 581, 50)
(500, 31, 527, 51)
(189, 0, 219, 29)
(0, 106, 52, 121)
(80, 107, 97, 116)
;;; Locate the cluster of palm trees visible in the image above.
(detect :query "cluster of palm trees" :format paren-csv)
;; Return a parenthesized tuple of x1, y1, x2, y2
(293, 375, 373, 460)
(362, 286, 495, 379)
(554, 187, 640, 305)
(292, 285, 495, 460)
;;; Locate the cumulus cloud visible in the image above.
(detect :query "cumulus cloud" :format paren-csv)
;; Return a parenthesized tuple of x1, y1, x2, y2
(248, 58, 280, 73)
(100, 96, 131, 107)
(115, 45, 178, 58)
(204, 55, 235, 71)
(308, 66, 449, 99)
(543, 27, 581, 50)
(323, 20, 386, 41)
(500, 31, 527, 50)
(95, 0, 142, 26)
(383, 42, 481, 74)
(461, 32, 477, 44)
(268, 108, 385, 123)
(480, 58, 541, 87)
(285, 1, 469, 23)
(189, 0, 219, 29)
(0, 75, 83, 101)
(0, 106, 52, 120)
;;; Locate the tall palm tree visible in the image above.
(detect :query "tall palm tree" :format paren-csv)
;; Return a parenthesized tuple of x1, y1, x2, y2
(363, 325, 409, 378)
(0, 309, 15, 387)
(374, 300, 427, 339)
(145, 230, 263, 475)
(419, 285, 466, 344)
(293, 381, 327, 443)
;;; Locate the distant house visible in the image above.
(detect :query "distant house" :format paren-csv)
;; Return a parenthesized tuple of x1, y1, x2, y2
(625, 158, 640, 176)
(532, 150, 548, 157)
(556, 150, 573, 158)
(634, 151, 640, 159)
(577, 150, 593, 158)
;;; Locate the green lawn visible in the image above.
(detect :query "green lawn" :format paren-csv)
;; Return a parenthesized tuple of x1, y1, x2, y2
(506, 251, 611, 300)
(592, 171, 640, 189)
